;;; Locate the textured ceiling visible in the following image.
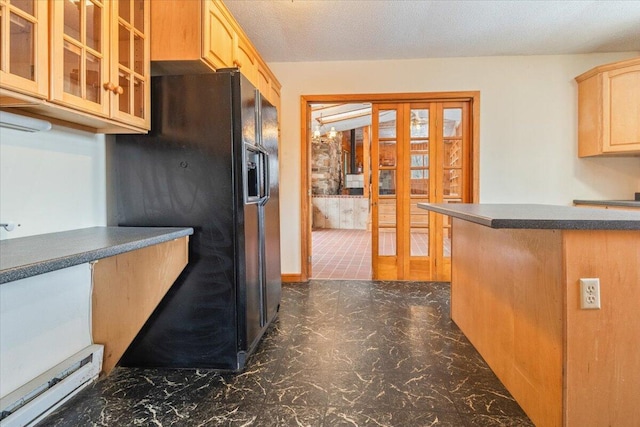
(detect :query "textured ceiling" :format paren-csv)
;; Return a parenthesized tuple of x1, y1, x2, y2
(224, 0, 640, 62)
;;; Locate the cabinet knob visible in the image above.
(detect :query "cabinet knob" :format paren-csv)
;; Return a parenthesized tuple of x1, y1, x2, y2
(233, 59, 242, 68)
(103, 82, 124, 95)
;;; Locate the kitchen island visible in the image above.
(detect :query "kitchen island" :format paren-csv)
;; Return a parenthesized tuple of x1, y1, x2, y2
(417, 204, 640, 427)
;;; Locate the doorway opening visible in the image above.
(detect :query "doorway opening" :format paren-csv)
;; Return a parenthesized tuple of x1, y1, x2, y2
(309, 103, 373, 280)
(301, 92, 480, 282)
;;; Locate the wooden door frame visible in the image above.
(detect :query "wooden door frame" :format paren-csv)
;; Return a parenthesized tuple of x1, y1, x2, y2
(299, 92, 480, 282)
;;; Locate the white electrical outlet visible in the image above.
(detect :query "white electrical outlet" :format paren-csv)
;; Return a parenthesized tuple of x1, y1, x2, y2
(580, 278, 601, 310)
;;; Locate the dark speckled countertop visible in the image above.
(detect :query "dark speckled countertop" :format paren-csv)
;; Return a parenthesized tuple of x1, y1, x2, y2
(573, 199, 640, 208)
(0, 226, 193, 284)
(417, 203, 640, 230)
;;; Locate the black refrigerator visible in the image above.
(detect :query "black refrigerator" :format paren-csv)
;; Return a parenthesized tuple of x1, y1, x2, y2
(113, 70, 281, 371)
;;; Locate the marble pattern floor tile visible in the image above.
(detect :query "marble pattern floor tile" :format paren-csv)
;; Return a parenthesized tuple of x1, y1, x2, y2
(37, 280, 533, 426)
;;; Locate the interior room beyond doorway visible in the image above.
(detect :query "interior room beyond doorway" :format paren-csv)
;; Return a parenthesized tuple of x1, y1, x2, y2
(310, 103, 373, 280)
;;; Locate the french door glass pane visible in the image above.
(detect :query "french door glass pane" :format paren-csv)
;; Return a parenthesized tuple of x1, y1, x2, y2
(410, 197, 429, 256)
(379, 170, 396, 195)
(64, 0, 80, 41)
(443, 109, 463, 257)
(410, 153, 428, 167)
(63, 41, 82, 97)
(410, 109, 428, 138)
(378, 229, 396, 256)
(379, 141, 396, 167)
(86, 52, 101, 103)
(443, 169, 462, 197)
(443, 225, 452, 257)
(410, 169, 428, 195)
(444, 139, 462, 167)
(378, 197, 396, 256)
(411, 138, 429, 197)
(11, 0, 33, 15)
(443, 108, 462, 137)
(86, 1, 102, 52)
(9, 13, 34, 80)
(442, 205, 455, 257)
(410, 228, 428, 256)
(119, 23, 130, 69)
(379, 110, 396, 138)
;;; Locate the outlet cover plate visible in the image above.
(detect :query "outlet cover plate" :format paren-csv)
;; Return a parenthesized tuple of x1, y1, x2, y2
(580, 278, 601, 310)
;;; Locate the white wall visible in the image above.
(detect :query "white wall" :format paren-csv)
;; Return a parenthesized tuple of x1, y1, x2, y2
(0, 124, 105, 397)
(0, 265, 92, 399)
(0, 124, 107, 240)
(270, 53, 640, 275)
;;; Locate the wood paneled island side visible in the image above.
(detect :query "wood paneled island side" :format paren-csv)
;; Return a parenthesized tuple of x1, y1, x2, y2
(417, 204, 640, 427)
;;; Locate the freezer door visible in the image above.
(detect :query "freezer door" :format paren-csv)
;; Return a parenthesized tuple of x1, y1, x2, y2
(259, 94, 282, 325)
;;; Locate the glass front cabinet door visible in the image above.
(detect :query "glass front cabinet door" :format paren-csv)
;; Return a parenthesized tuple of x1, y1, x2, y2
(0, 0, 48, 98)
(110, 0, 149, 128)
(50, 0, 149, 129)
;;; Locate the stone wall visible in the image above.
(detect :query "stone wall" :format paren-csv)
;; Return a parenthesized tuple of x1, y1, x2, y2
(311, 133, 342, 195)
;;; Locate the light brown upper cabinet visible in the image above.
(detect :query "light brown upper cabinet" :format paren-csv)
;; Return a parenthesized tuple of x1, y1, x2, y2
(51, 0, 150, 131)
(576, 57, 640, 157)
(150, 0, 281, 108)
(1, 0, 150, 133)
(0, 0, 49, 101)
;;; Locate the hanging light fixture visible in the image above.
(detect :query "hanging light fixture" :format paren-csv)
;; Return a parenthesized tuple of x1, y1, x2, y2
(410, 112, 421, 131)
(328, 127, 337, 139)
(313, 125, 321, 139)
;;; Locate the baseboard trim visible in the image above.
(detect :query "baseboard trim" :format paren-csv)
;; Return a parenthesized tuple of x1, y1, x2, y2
(282, 274, 304, 283)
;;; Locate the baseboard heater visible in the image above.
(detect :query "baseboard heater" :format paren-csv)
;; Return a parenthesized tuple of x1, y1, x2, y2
(0, 345, 103, 427)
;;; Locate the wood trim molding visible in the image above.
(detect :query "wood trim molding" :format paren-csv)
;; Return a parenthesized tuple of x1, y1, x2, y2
(300, 91, 481, 280)
(300, 96, 311, 282)
(282, 273, 304, 283)
(575, 56, 640, 82)
(470, 93, 481, 202)
(302, 91, 481, 104)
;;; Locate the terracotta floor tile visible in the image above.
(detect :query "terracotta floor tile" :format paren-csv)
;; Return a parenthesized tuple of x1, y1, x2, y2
(312, 229, 372, 280)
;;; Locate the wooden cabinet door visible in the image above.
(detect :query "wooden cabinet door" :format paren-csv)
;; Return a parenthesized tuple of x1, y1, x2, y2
(203, 0, 235, 70)
(235, 35, 257, 83)
(269, 82, 281, 109)
(0, 0, 48, 99)
(50, 0, 111, 117)
(603, 64, 640, 153)
(109, 0, 149, 129)
(256, 66, 270, 100)
(577, 57, 640, 156)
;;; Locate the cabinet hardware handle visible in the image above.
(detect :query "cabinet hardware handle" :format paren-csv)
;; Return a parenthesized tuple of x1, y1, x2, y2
(103, 83, 124, 95)
(233, 59, 242, 68)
